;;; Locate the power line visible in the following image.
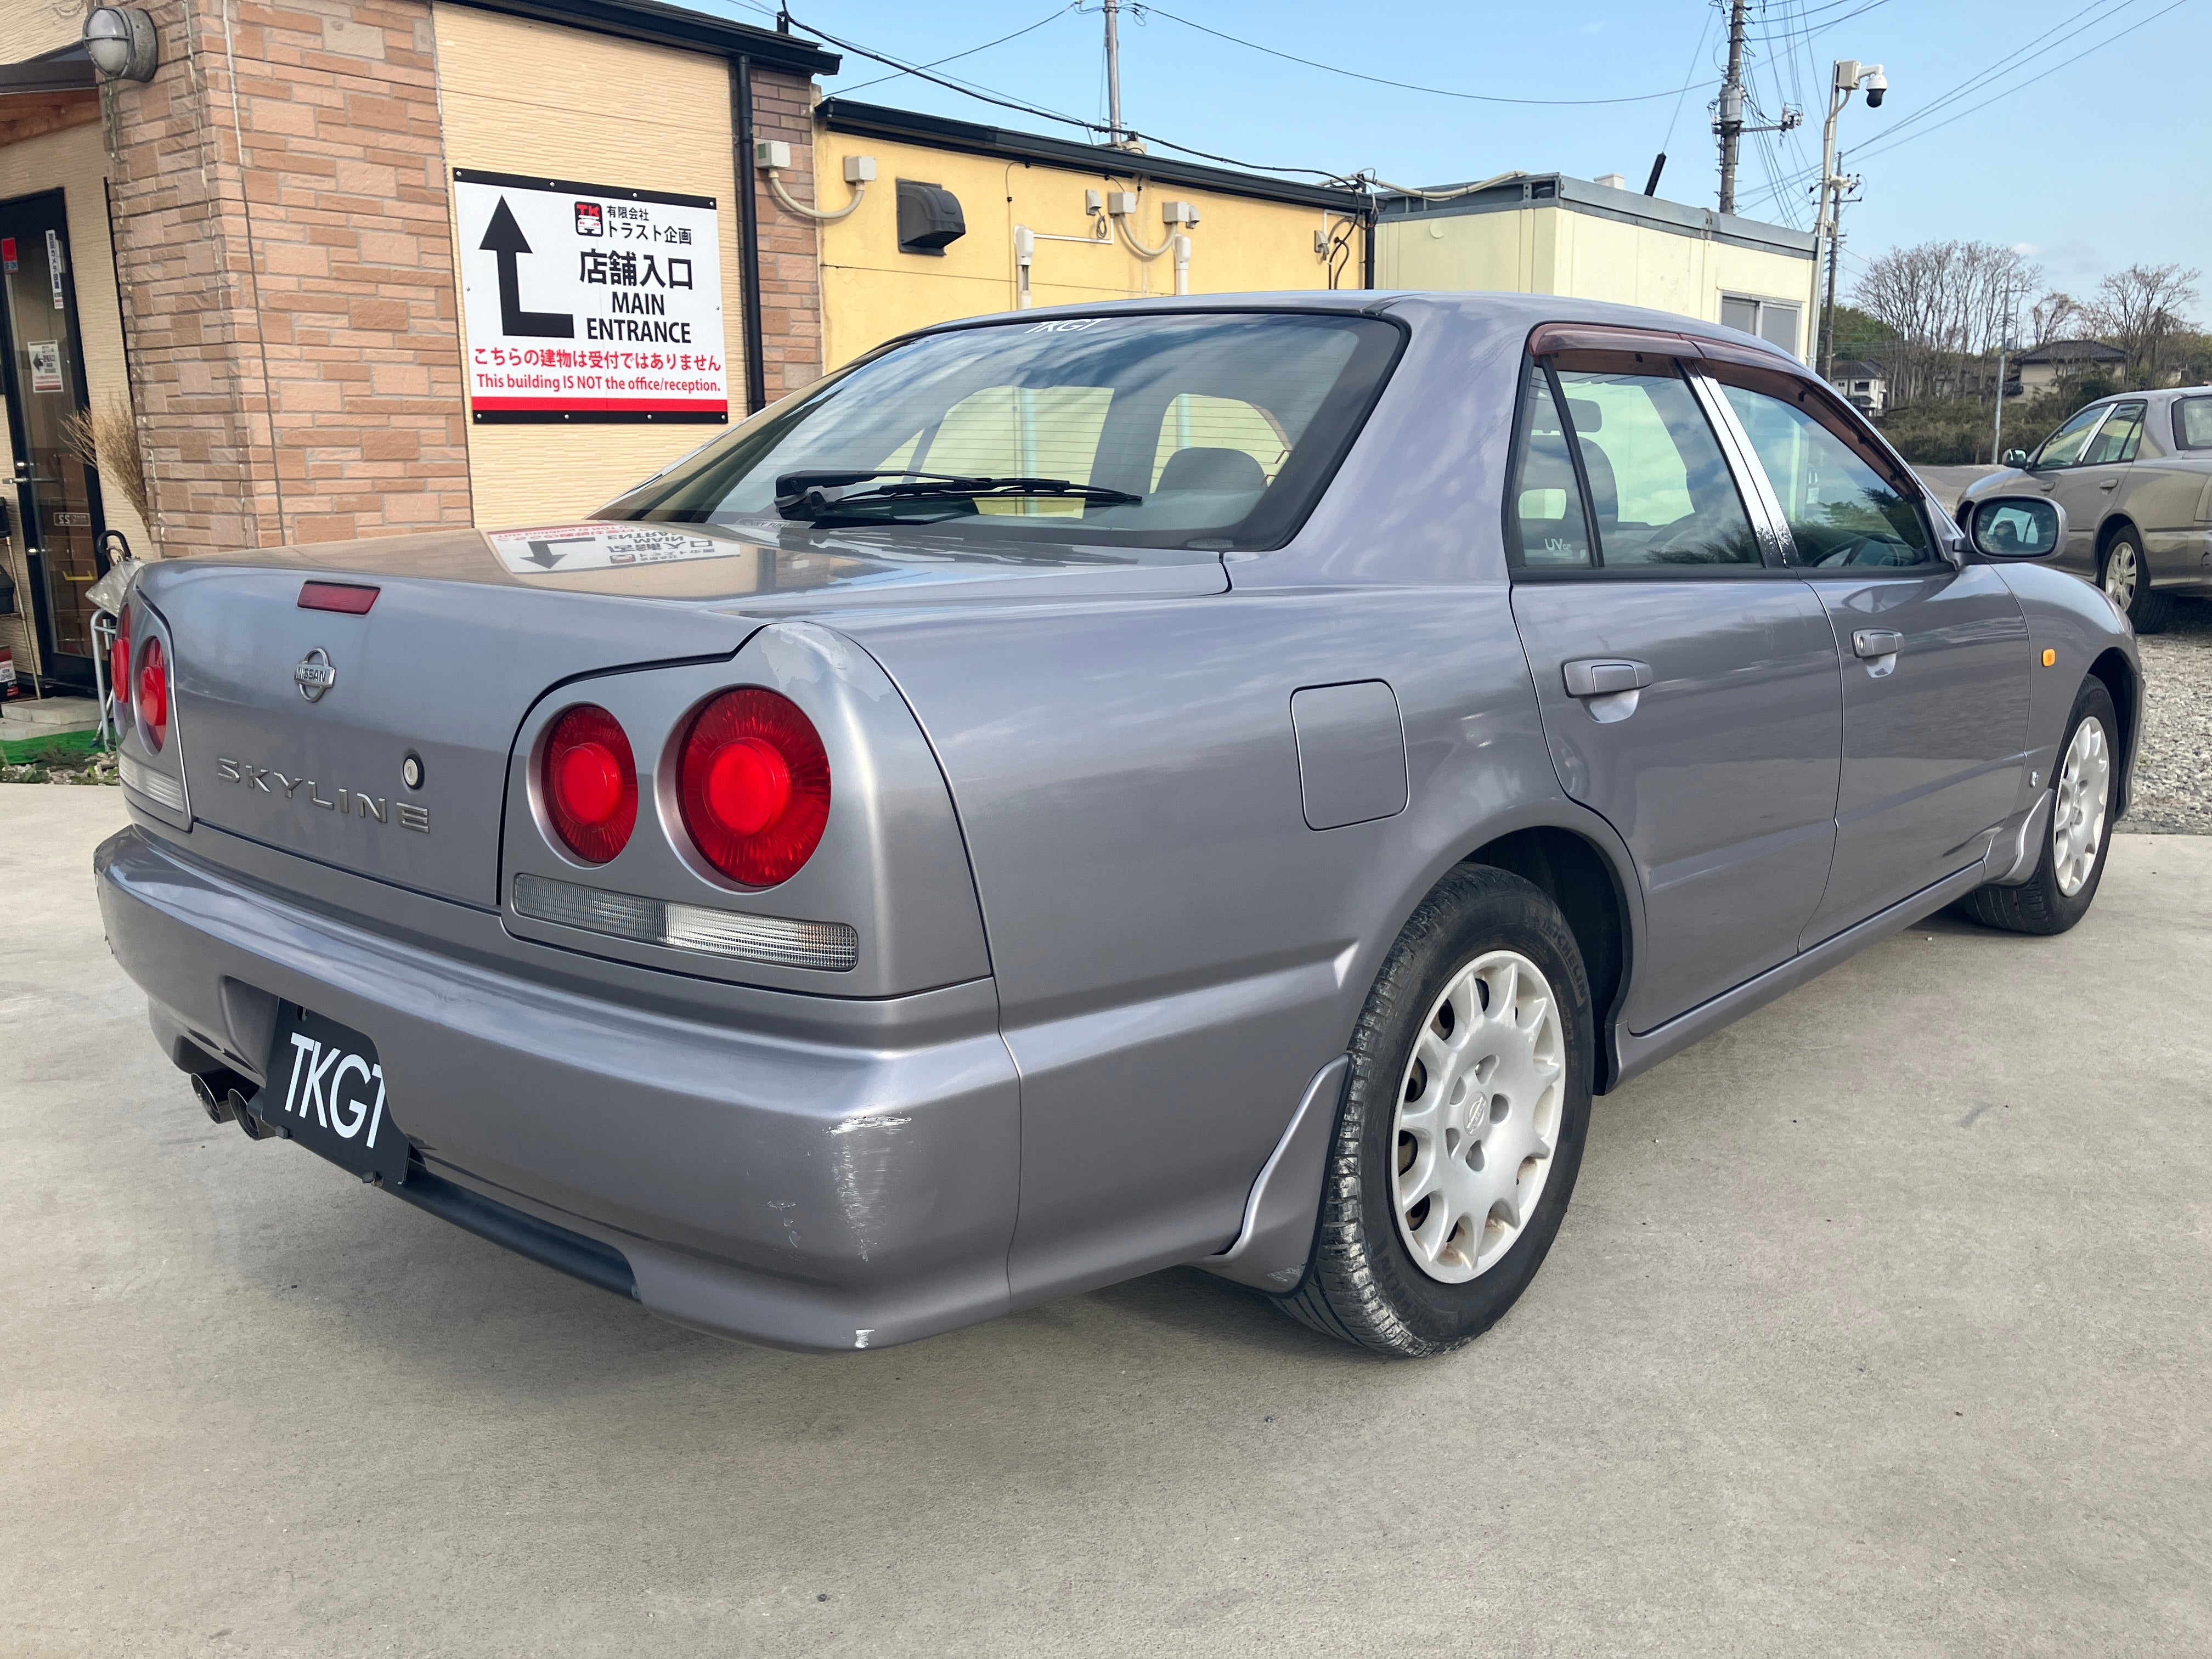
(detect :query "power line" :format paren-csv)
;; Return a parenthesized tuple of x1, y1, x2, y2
(834, 3, 1084, 98)
(1734, 0, 2153, 211)
(1135, 4, 1731, 106)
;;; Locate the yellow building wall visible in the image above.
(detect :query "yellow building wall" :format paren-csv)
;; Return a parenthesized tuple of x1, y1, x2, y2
(0, 118, 155, 675)
(431, 3, 745, 527)
(811, 128, 1347, 370)
(1375, 202, 1816, 358)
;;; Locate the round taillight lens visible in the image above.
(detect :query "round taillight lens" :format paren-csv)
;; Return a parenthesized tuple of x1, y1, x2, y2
(678, 689, 830, 887)
(137, 636, 168, 752)
(541, 704, 637, 864)
(110, 612, 132, 719)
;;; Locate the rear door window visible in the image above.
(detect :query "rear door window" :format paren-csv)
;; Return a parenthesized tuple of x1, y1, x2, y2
(1551, 365, 1761, 568)
(2176, 397, 2212, 450)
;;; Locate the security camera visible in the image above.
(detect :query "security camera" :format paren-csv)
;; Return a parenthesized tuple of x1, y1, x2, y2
(1863, 65, 1888, 108)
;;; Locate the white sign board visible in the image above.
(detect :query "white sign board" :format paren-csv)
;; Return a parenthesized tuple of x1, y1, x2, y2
(453, 170, 727, 426)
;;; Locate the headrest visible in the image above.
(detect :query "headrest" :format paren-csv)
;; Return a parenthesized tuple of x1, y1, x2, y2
(1155, 447, 1268, 493)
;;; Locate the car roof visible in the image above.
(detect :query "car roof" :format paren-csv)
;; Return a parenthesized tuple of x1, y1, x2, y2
(910, 289, 1802, 370)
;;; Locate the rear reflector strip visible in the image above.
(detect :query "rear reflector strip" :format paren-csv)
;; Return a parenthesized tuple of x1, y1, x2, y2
(298, 582, 379, 614)
(120, 752, 187, 812)
(512, 872, 859, 972)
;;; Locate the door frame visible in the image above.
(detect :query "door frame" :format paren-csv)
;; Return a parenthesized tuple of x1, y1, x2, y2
(0, 187, 111, 693)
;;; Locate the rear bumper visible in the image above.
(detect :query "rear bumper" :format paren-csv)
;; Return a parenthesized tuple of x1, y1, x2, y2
(95, 826, 1020, 1352)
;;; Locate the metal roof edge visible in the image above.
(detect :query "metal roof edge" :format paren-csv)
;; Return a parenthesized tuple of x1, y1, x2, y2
(1375, 171, 1814, 257)
(816, 99, 1369, 212)
(443, 0, 840, 74)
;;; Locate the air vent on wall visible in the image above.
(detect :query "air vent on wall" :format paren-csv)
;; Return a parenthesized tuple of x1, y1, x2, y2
(896, 180, 966, 256)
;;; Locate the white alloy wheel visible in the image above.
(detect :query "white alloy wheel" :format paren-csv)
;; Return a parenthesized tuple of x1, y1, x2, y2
(2053, 714, 2111, 898)
(2103, 542, 2139, 609)
(1392, 950, 1566, 1284)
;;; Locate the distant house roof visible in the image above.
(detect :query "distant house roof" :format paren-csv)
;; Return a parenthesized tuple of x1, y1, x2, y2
(1829, 360, 1884, 380)
(2016, 338, 2126, 365)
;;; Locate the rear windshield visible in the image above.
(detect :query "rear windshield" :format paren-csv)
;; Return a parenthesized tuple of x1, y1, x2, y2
(599, 313, 1402, 551)
(2177, 396, 2212, 450)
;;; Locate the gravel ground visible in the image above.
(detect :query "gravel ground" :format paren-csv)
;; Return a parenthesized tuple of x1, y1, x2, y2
(2120, 596, 2212, 834)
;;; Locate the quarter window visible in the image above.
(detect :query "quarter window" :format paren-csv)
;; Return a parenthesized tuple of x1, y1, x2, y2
(2082, 400, 2146, 465)
(1508, 367, 1594, 568)
(1553, 366, 1761, 567)
(1720, 385, 1933, 568)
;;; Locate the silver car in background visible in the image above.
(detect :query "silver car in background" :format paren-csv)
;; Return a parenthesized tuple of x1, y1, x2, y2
(95, 293, 2137, 1358)
(1970, 385, 2212, 631)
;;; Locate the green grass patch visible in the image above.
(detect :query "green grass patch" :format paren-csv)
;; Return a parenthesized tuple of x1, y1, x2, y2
(0, 723, 108, 764)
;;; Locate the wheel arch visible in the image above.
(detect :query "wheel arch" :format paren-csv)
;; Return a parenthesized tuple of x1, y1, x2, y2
(2087, 645, 2139, 819)
(1459, 823, 1635, 1095)
(2095, 513, 2142, 561)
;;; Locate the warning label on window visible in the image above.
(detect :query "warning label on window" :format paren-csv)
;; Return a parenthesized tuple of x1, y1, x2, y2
(454, 170, 727, 425)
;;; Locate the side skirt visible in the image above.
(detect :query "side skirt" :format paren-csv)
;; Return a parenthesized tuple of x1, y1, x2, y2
(1610, 854, 1996, 1089)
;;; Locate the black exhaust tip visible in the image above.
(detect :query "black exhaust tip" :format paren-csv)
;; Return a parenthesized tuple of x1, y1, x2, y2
(189, 1068, 273, 1139)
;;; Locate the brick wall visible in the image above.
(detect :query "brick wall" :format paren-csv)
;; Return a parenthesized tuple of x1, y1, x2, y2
(109, 0, 470, 553)
(749, 65, 822, 402)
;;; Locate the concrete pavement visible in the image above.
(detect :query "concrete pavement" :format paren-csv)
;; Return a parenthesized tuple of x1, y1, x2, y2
(4, 787, 2209, 1656)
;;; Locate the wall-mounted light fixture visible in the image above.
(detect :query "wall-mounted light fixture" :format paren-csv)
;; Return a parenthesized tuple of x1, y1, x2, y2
(82, 7, 160, 82)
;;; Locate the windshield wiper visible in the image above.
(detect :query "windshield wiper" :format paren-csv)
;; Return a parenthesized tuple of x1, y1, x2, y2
(775, 470, 1141, 521)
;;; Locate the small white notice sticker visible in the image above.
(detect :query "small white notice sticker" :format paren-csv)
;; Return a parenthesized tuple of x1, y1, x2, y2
(486, 522, 738, 573)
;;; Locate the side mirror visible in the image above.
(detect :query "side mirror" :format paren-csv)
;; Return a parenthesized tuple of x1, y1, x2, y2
(2001, 448, 2030, 467)
(1963, 495, 2066, 560)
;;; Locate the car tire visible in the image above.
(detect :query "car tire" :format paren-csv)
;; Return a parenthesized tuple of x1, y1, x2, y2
(1959, 676, 2119, 936)
(1278, 865, 1594, 1357)
(2101, 532, 2171, 634)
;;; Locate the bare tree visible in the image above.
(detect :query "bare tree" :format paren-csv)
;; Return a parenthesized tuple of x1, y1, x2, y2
(2084, 263, 2202, 387)
(1852, 240, 2041, 405)
(2028, 290, 2080, 348)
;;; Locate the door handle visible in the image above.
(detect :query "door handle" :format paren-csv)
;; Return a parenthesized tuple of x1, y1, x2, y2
(1852, 628, 1903, 660)
(1563, 658, 1652, 698)
(2098, 479, 2119, 490)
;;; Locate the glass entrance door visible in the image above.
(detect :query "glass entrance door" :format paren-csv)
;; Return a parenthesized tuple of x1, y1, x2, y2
(1, 190, 108, 693)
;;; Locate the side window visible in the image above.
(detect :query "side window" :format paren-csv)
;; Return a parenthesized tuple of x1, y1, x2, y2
(1721, 383, 1933, 568)
(2034, 404, 2108, 469)
(1508, 366, 1594, 568)
(2083, 400, 2146, 465)
(2177, 396, 2212, 450)
(1554, 365, 1761, 567)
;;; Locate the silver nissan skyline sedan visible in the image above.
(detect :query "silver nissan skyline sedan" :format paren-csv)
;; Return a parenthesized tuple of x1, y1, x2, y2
(97, 292, 2139, 1357)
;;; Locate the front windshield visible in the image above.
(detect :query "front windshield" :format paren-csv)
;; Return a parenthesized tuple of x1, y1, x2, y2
(599, 312, 1402, 551)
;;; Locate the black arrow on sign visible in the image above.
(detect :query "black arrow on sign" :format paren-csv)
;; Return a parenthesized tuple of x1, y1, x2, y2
(481, 197, 573, 339)
(521, 537, 597, 568)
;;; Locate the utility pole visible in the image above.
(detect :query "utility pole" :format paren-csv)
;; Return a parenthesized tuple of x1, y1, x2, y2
(1714, 1, 1798, 217)
(1104, 0, 1125, 149)
(1992, 280, 2016, 463)
(1717, 0, 1747, 215)
(1821, 213, 1843, 381)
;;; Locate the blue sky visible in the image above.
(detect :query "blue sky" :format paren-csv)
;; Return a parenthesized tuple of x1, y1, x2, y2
(708, 0, 2207, 313)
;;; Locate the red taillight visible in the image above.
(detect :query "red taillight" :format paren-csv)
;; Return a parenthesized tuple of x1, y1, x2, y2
(109, 610, 131, 719)
(678, 689, 830, 887)
(137, 636, 168, 752)
(541, 705, 637, 864)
